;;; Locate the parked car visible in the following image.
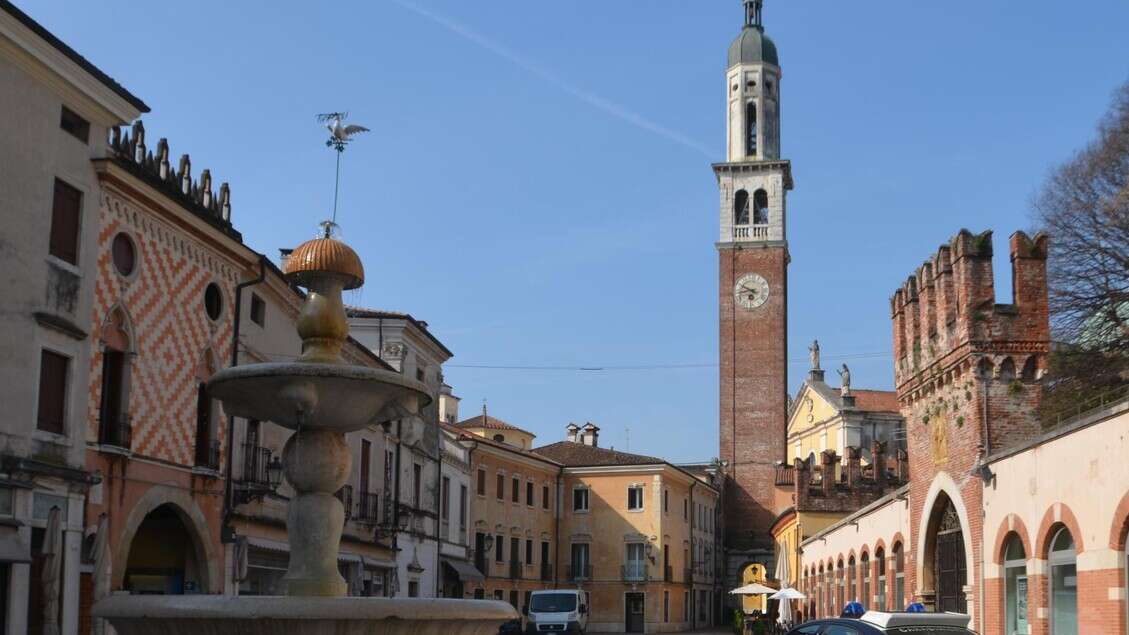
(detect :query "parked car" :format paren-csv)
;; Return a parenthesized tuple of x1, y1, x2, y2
(523, 590, 588, 635)
(785, 611, 975, 635)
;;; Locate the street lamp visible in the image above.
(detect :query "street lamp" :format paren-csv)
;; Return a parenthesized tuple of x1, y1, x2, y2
(267, 456, 284, 490)
(483, 534, 495, 553)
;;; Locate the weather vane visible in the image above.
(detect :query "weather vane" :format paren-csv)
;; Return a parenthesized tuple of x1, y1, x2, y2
(315, 111, 370, 235)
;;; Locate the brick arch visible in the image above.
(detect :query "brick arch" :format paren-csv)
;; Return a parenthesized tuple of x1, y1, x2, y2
(873, 538, 887, 554)
(1035, 503, 1085, 559)
(847, 548, 857, 561)
(859, 543, 871, 558)
(1108, 489, 1129, 550)
(890, 532, 905, 549)
(991, 513, 1033, 565)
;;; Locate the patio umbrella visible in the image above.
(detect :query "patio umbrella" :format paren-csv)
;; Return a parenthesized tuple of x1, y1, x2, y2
(42, 506, 62, 635)
(91, 514, 111, 635)
(769, 588, 806, 601)
(729, 582, 777, 595)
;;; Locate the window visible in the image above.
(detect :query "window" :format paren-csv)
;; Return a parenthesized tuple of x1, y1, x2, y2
(111, 233, 136, 276)
(625, 543, 646, 580)
(250, 293, 266, 327)
(734, 189, 750, 226)
(628, 485, 644, 511)
(836, 560, 845, 611)
(98, 349, 128, 445)
(745, 101, 758, 155)
(416, 367, 425, 382)
(440, 476, 451, 533)
(663, 590, 669, 622)
(1003, 533, 1027, 635)
(570, 543, 590, 579)
(494, 590, 503, 601)
(510, 537, 520, 564)
(0, 487, 13, 516)
(477, 469, 486, 496)
(496, 473, 504, 499)
(408, 580, 419, 598)
(204, 283, 223, 321)
(49, 179, 82, 265)
(495, 534, 504, 562)
(1049, 527, 1077, 635)
(541, 484, 550, 510)
(663, 489, 669, 513)
(37, 350, 69, 434)
(509, 590, 519, 609)
(683, 498, 688, 520)
(525, 539, 533, 564)
(511, 477, 520, 503)
(492, 433, 505, 443)
(683, 591, 689, 621)
(893, 543, 905, 610)
(59, 106, 90, 143)
(360, 439, 371, 492)
(573, 487, 589, 512)
(459, 485, 468, 537)
(847, 556, 856, 602)
(871, 548, 882, 611)
(753, 189, 769, 225)
(474, 588, 485, 599)
(412, 463, 422, 508)
(526, 481, 534, 506)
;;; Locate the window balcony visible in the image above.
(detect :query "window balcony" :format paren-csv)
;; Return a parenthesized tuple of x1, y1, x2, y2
(356, 491, 381, 524)
(241, 443, 273, 487)
(194, 438, 220, 470)
(622, 562, 648, 582)
(509, 559, 522, 580)
(540, 563, 553, 582)
(335, 485, 353, 521)
(98, 415, 131, 449)
(567, 564, 592, 581)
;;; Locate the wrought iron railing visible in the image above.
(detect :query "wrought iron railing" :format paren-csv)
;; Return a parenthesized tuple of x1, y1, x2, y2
(774, 464, 795, 486)
(622, 562, 647, 582)
(98, 415, 131, 449)
(335, 485, 353, 521)
(241, 443, 272, 486)
(195, 438, 220, 470)
(567, 564, 592, 581)
(356, 491, 381, 524)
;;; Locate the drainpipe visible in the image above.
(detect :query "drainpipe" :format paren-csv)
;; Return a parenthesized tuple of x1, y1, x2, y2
(221, 256, 266, 539)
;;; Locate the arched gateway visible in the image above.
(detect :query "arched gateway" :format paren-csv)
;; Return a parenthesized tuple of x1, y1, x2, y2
(923, 493, 967, 613)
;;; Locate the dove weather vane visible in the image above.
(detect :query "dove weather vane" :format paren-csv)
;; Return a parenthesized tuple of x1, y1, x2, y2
(316, 111, 370, 233)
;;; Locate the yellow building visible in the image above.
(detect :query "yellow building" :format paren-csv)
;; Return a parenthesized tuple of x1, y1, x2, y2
(786, 367, 902, 467)
(534, 425, 724, 633)
(448, 412, 560, 610)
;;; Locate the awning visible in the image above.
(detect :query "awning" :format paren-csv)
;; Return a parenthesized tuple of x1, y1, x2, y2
(442, 557, 485, 582)
(0, 530, 30, 563)
(361, 555, 397, 570)
(244, 536, 367, 565)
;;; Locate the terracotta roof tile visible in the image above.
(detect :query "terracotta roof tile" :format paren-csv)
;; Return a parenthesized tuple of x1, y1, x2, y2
(455, 413, 530, 435)
(532, 442, 664, 467)
(836, 388, 899, 413)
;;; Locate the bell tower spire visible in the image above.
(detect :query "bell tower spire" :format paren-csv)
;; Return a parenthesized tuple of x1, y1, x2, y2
(745, 0, 764, 30)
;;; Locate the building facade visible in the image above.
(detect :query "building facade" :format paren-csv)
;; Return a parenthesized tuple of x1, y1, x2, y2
(0, 4, 147, 632)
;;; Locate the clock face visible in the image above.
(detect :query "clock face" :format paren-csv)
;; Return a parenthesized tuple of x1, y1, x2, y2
(734, 273, 770, 310)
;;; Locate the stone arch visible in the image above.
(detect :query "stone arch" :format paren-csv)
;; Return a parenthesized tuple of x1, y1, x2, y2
(99, 304, 136, 353)
(1020, 355, 1038, 382)
(916, 472, 975, 610)
(1109, 490, 1129, 550)
(998, 357, 1017, 383)
(112, 484, 219, 592)
(991, 513, 1033, 565)
(1035, 503, 1085, 559)
(873, 538, 887, 555)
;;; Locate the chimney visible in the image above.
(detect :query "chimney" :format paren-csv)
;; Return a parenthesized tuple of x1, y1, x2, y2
(820, 450, 839, 497)
(582, 423, 600, 447)
(794, 457, 811, 508)
(897, 449, 910, 483)
(872, 441, 888, 488)
(845, 447, 862, 488)
(566, 423, 580, 443)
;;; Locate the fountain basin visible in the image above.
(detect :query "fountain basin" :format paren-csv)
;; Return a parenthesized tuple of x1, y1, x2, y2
(93, 595, 518, 635)
(207, 362, 430, 431)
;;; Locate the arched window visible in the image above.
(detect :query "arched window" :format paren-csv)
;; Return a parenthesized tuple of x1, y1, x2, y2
(1049, 527, 1077, 634)
(999, 357, 1017, 383)
(734, 190, 750, 226)
(493, 434, 505, 443)
(817, 564, 824, 617)
(1003, 533, 1028, 635)
(1021, 356, 1038, 382)
(746, 101, 758, 156)
(836, 559, 845, 613)
(848, 556, 856, 603)
(893, 543, 905, 609)
(861, 552, 871, 608)
(753, 189, 769, 225)
(874, 547, 885, 611)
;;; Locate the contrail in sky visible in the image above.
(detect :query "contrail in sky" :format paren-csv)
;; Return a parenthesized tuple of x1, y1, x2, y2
(389, 0, 715, 158)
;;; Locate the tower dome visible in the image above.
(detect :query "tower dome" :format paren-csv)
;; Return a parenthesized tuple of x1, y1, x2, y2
(729, 0, 779, 68)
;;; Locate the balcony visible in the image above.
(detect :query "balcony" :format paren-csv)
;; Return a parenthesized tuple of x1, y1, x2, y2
(540, 563, 553, 582)
(622, 562, 648, 583)
(775, 464, 795, 486)
(335, 485, 353, 521)
(98, 415, 131, 449)
(509, 559, 522, 580)
(194, 438, 220, 470)
(567, 564, 592, 581)
(241, 443, 273, 487)
(356, 491, 381, 524)
(732, 224, 769, 240)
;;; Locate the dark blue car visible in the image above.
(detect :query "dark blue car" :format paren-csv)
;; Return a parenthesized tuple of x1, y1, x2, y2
(784, 611, 976, 635)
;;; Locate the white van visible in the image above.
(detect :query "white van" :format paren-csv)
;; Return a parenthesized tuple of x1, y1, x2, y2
(524, 589, 588, 635)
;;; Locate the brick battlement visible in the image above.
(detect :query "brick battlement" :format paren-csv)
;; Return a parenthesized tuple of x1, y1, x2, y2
(891, 229, 1049, 394)
(793, 443, 907, 513)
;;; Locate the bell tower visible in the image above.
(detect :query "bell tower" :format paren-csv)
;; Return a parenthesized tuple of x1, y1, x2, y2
(716, 0, 792, 576)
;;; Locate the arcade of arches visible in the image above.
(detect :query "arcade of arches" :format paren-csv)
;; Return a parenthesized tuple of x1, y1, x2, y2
(123, 504, 206, 594)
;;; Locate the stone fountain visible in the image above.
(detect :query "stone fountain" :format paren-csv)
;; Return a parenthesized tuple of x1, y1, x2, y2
(93, 233, 516, 633)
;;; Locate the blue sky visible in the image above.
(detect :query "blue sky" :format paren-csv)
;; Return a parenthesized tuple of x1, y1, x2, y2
(30, 0, 1129, 462)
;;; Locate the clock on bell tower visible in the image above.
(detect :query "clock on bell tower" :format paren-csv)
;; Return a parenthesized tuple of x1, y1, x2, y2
(716, 0, 792, 567)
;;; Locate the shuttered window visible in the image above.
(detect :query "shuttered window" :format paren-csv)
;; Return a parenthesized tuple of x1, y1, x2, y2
(37, 350, 69, 434)
(49, 179, 82, 264)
